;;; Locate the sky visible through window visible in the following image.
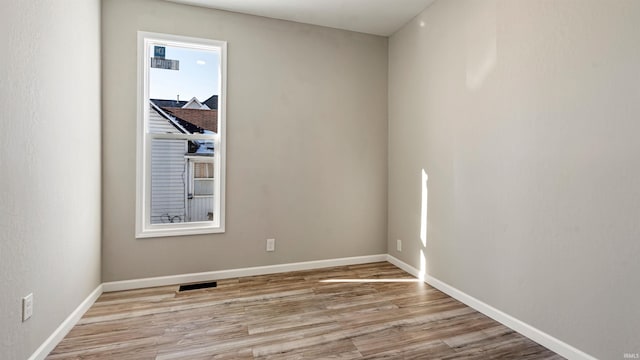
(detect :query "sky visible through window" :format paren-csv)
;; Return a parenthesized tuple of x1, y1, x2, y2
(149, 45, 219, 102)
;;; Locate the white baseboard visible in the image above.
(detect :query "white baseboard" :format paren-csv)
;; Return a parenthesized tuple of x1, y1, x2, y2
(386, 255, 597, 360)
(27, 284, 103, 360)
(386, 254, 425, 280)
(102, 254, 388, 292)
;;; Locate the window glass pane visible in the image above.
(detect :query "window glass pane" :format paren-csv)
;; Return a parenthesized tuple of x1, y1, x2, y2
(194, 162, 213, 178)
(147, 41, 219, 226)
(194, 180, 214, 196)
(149, 45, 219, 108)
(150, 139, 216, 224)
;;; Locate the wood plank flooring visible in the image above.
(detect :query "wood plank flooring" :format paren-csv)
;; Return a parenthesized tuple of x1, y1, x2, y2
(48, 262, 563, 359)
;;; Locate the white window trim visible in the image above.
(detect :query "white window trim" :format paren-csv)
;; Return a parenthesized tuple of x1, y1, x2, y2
(136, 31, 227, 238)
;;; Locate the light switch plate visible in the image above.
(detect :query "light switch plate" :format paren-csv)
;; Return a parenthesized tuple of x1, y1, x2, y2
(266, 238, 275, 252)
(22, 293, 33, 321)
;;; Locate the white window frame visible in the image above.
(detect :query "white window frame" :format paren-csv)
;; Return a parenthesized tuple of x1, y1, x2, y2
(136, 31, 226, 238)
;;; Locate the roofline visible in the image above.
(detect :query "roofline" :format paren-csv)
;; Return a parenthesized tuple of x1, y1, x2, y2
(150, 101, 190, 134)
(183, 96, 204, 108)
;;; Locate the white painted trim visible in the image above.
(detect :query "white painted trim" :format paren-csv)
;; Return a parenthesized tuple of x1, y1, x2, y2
(386, 255, 597, 360)
(385, 254, 422, 279)
(136, 31, 227, 238)
(27, 284, 103, 360)
(103, 254, 388, 292)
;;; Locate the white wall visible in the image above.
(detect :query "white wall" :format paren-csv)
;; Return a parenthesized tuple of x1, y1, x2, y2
(101, 0, 388, 281)
(0, 1, 102, 359)
(388, 1, 640, 358)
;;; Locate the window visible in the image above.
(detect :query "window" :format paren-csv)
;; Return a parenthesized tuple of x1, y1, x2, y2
(136, 32, 226, 238)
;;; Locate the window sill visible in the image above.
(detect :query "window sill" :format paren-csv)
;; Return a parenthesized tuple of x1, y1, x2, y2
(136, 224, 224, 238)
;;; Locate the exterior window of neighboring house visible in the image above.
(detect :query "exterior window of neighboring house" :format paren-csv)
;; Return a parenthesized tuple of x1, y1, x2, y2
(136, 32, 226, 237)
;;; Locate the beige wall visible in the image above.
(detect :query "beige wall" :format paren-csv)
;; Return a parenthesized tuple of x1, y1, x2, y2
(101, 0, 388, 281)
(0, 1, 102, 358)
(388, 1, 640, 358)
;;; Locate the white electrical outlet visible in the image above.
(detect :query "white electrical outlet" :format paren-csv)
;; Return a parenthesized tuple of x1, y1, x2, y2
(266, 238, 275, 252)
(397, 239, 402, 252)
(22, 293, 33, 322)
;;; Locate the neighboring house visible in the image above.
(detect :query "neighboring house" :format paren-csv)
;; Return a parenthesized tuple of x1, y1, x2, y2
(149, 98, 217, 224)
(181, 96, 210, 109)
(203, 94, 218, 110)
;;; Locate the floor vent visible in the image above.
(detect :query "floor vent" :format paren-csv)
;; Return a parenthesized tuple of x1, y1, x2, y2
(178, 281, 218, 292)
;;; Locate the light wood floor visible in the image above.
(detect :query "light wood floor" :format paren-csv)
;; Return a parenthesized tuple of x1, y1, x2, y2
(48, 262, 563, 359)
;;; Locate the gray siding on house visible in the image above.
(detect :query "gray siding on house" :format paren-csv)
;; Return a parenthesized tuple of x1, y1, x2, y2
(189, 196, 213, 222)
(149, 107, 187, 224)
(150, 138, 187, 224)
(149, 107, 181, 134)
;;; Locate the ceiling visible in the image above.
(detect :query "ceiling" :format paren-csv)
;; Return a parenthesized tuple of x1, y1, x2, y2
(166, 0, 436, 36)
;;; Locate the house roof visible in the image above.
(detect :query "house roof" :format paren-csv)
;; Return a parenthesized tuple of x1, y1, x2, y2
(150, 98, 218, 133)
(161, 107, 217, 133)
(150, 102, 215, 156)
(203, 95, 218, 110)
(183, 97, 211, 110)
(150, 98, 188, 108)
(150, 102, 201, 134)
(151, 95, 218, 110)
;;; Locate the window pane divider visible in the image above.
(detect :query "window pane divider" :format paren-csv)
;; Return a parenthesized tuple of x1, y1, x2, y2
(149, 133, 216, 141)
